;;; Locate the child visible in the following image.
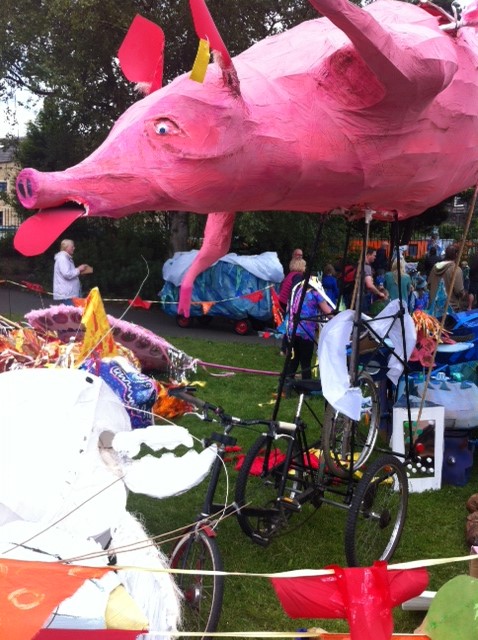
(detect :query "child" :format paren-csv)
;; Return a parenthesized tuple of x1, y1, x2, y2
(410, 275, 429, 312)
(321, 263, 339, 306)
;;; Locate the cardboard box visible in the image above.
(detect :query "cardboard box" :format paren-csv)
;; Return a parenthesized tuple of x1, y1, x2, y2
(392, 397, 445, 492)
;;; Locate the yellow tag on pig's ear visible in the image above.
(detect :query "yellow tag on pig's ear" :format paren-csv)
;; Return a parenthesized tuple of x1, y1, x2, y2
(190, 38, 210, 83)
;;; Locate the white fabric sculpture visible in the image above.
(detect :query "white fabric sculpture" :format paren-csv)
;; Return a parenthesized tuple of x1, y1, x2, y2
(0, 368, 216, 634)
(318, 300, 416, 420)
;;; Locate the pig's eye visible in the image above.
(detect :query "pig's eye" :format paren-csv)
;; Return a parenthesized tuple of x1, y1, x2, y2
(154, 119, 179, 136)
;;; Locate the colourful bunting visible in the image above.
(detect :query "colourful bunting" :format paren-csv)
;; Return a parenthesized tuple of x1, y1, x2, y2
(201, 301, 215, 315)
(129, 296, 152, 310)
(0, 558, 109, 640)
(244, 290, 264, 303)
(76, 287, 118, 364)
(270, 288, 283, 327)
(21, 281, 46, 294)
(271, 562, 429, 640)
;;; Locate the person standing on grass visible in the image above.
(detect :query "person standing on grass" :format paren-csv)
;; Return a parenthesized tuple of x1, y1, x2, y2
(279, 257, 307, 356)
(384, 257, 413, 308)
(362, 248, 388, 313)
(321, 263, 339, 306)
(285, 276, 333, 380)
(428, 244, 467, 313)
(53, 239, 92, 305)
(372, 240, 389, 274)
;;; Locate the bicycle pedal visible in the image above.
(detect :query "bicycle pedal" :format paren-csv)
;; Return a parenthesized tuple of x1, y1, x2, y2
(251, 533, 271, 547)
(279, 496, 301, 512)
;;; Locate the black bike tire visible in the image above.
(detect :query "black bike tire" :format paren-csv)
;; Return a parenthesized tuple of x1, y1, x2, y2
(235, 433, 310, 544)
(235, 435, 280, 542)
(170, 528, 224, 639)
(322, 371, 379, 478)
(344, 453, 409, 567)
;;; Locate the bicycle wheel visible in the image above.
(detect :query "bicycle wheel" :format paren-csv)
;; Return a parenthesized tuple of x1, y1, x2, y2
(235, 433, 316, 544)
(170, 527, 224, 639)
(344, 453, 409, 567)
(322, 371, 379, 478)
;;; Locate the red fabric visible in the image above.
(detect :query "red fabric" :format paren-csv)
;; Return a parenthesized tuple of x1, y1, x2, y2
(343, 265, 357, 284)
(21, 281, 46, 294)
(118, 15, 164, 93)
(271, 562, 429, 640)
(128, 296, 152, 310)
(35, 632, 143, 639)
(235, 449, 286, 474)
(189, 0, 232, 66)
(243, 290, 263, 303)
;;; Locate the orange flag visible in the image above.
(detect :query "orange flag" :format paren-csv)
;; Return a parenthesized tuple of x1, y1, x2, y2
(201, 302, 215, 315)
(270, 288, 283, 327)
(76, 287, 118, 364)
(0, 558, 109, 640)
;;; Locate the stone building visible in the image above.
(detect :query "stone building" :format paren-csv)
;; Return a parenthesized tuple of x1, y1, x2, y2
(0, 145, 20, 236)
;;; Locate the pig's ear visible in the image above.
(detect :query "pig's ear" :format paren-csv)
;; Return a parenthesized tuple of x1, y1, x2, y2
(118, 15, 165, 95)
(189, 0, 241, 97)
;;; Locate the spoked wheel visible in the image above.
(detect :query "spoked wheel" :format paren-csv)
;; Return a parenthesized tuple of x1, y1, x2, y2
(170, 527, 224, 639)
(344, 453, 409, 567)
(322, 371, 379, 478)
(235, 434, 321, 545)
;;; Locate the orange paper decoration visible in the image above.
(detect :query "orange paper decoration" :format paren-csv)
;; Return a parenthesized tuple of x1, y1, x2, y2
(0, 558, 109, 640)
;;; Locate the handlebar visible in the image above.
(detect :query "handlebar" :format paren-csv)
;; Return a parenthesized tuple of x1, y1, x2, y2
(168, 386, 208, 410)
(167, 386, 296, 433)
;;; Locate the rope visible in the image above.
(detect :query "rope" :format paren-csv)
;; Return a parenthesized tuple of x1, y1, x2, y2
(199, 361, 281, 376)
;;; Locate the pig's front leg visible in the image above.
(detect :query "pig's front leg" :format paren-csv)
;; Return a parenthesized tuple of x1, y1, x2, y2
(178, 211, 236, 317)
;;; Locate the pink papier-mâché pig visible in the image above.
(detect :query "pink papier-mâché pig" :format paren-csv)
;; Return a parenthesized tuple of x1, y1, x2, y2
(14, 0, 478, 315)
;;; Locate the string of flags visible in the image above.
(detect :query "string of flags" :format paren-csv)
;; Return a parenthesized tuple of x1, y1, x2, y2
(0, 279, 283, 325)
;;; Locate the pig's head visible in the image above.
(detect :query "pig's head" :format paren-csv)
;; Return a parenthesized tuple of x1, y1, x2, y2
(14, 68, 257, 256)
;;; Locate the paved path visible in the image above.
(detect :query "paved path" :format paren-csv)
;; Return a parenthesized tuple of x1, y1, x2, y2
(0, 284, 273, 345)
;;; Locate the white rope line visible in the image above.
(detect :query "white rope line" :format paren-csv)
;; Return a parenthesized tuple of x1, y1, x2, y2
(61, 551, 478, 578)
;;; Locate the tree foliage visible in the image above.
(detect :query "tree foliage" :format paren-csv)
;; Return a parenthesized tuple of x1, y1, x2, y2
(1, 0, 317, 149)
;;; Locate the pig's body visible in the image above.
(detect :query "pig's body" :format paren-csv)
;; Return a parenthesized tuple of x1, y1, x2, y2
(15, 0, 478, 314)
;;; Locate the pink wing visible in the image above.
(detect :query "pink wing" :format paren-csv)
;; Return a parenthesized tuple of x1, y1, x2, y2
(118, 14, 165, 93)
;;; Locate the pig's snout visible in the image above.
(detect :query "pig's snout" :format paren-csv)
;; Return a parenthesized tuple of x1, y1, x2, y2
(16, 169, 40, 208)
(16, 168, 80, 211)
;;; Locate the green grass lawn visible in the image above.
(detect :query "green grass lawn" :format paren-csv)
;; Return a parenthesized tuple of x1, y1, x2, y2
(128, 336, 477, 635)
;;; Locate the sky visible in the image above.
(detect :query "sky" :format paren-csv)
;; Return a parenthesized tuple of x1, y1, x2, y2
(0, 91, 42, 138)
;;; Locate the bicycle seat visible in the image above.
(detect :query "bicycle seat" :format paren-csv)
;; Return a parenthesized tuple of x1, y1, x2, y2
(285, 379, 323, 396)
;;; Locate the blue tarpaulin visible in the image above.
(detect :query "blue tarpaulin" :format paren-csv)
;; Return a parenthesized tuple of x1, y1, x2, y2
(159, 251, 283, 320)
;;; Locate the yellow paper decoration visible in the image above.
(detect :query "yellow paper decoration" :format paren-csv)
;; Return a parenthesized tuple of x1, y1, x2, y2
(190, 38, 210, 83)
(75, 287, 118, 365)
(105, 585, 148, 630)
